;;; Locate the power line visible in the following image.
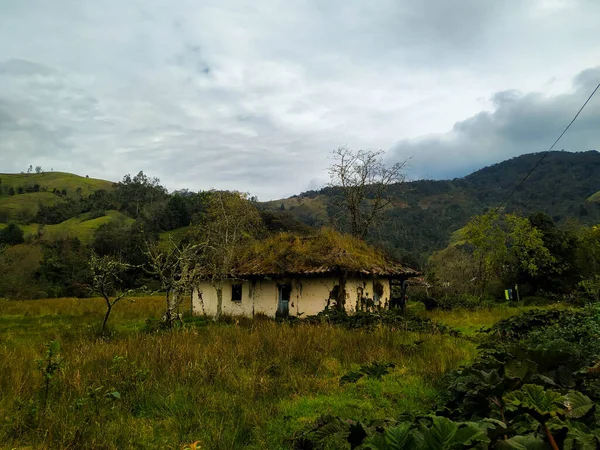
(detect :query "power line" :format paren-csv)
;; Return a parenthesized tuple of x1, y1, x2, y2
(494, 80, 600, 211)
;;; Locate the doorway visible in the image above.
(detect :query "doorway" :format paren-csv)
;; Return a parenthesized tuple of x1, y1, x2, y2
(277, 284, 291, 317)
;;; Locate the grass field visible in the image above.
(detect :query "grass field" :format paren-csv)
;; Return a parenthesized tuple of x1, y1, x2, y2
(0, 191, 64, 221)
(0, 172, 114, 196)
(0, 172, 115, 222)
(0, 298, 533, 449)
(0, 210, 133, 244)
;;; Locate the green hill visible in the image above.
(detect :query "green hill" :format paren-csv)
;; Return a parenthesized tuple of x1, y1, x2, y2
(0, 210, 133, 244)
(587, 191, 600, 202)
(262, 151, 600, 265)
(0, 172, 113, 195)
(0, 192, 63, 221)
(0, 172, 115, 222)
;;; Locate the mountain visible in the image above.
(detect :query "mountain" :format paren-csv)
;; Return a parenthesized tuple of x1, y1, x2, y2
(262, 151, 600, 266)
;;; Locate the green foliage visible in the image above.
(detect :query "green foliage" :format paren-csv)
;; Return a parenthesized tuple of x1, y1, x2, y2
(35, 340, 64, 406)
(340, 362, 396, 385)
(299, 305, 600, 449)
(305, 309, 458, 334)
(0, 244, 46, 299)
(38, 237, 91, 297)
(266, 151, 600, 264)
(0, 223, 24, 245)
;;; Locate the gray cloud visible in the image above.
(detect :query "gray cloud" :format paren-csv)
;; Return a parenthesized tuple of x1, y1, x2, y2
(0, 0, 598, 199)
(391, 67, 600, 180)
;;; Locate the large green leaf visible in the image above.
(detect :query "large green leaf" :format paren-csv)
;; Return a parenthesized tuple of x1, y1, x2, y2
(563, 391, 595, 419)
(365, 423, 416, 450)
(505, 359, 537, 380)
(421, 416, 459, 449)
(453, 422, 491, 448)
(504, 385, 565, 421)
(496, 435, 549, 450)
(563, 428, 598, 450)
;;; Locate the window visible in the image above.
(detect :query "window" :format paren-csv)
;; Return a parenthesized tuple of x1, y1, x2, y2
(231, 283, 242, 302)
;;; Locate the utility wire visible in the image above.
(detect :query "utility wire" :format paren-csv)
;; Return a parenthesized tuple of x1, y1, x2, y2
(494, 80, 600, 212)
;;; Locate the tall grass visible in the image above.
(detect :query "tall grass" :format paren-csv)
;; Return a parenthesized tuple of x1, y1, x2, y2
(0, 297, 482, 449)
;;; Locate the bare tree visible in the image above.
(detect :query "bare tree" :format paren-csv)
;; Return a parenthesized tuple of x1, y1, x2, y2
(89, 253, 133, 333)
(145, 239, 199, 327)
(193, 190, 263, 320)
(328, 146, 407, 239)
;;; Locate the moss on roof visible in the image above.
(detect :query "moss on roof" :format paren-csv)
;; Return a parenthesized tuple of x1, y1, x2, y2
(230, 228, 418, 278)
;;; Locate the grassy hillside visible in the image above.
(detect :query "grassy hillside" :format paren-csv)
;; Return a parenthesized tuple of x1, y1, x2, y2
(0, 172, 115, 222)
(0, 171, 113, 195)
(587, 190, 600, 202)
(0, 191, 64, 220)
(263, 151, 600, 265)
(0, 210, 133, 244)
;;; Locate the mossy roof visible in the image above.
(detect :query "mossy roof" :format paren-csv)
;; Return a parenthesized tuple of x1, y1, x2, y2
(228, 228, 419, 278)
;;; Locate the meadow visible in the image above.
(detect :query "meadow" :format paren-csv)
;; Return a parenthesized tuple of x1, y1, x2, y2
(0, 297, 543, 449)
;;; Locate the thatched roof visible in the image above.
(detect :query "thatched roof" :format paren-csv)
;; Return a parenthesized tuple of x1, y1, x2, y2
(217, 228, 419, 279)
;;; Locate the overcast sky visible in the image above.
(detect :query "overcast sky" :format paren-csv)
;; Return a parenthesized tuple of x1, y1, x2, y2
(0, 0, 598, 199)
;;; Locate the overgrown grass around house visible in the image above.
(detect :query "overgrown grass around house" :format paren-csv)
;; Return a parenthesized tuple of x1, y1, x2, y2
(0, 297, 530, 449)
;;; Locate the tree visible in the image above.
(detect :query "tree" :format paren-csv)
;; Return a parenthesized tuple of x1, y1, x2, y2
(0, 224, 25, 246)
(428, 245, 480, 299)
(27, 165, 33, 174)
(192, 191, 263, 319)
(114, 171, 168, 218)
(463, 211, 554, 298)
(328, 146, 407, 239)
(577, 225, 600, 301)
(88, 253, 133, 333)
(7, 187, 14, 196)
(0, 244, 45, 299)
(145, 240, 198, 326)
(35, 166, 43, 174)
(38, 238, 91, 297)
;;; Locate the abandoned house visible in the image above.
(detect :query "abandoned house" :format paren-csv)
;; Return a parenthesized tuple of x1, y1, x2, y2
(192, 229, 419, 318)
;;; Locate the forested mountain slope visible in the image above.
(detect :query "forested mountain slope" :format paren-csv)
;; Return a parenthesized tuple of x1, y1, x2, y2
(262, 151, 600, 266)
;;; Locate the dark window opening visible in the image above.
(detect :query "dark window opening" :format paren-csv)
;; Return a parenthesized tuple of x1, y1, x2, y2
(231, 283, 242, 302)
(279, 284, 291, 301)
(374, 281, 384, 303)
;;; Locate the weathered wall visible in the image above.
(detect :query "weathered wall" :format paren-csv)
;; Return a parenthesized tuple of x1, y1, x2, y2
(192, 275, 392, 318)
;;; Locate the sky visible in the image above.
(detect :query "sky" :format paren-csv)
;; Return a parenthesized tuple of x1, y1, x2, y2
(0, 0, 598, 200)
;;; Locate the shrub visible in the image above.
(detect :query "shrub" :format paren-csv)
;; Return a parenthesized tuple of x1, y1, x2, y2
(0, 223, 25, 246)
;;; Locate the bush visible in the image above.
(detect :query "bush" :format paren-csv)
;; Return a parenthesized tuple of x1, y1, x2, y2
(417, 293, 493, 311)
(0, 224, 25, 246)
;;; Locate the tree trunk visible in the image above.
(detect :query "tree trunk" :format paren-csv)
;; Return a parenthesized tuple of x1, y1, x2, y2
(102, 304, 112, 333)
(215, 284, 223, 321)
(164, 289, 172, 325)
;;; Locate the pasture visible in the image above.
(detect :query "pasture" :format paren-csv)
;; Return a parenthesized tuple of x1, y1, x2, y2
(0, 297, 540, 449)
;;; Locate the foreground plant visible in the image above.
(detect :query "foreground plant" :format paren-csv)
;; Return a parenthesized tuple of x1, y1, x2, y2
(89, 253, 134, 333)
(296, 307, 600, 449)
(36, 340, 64, 407)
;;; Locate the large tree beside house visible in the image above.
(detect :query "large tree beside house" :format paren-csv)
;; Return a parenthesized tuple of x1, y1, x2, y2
(191, 190, 263, 319)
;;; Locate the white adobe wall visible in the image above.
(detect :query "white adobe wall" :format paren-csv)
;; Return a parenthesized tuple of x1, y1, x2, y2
(192, 276, 392, 318)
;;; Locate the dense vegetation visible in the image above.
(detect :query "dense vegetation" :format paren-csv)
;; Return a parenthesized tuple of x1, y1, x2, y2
(1, 153, 600, 449)
(2, 152, 600, 304)
(298, 306, 600, 449)
(263, 151, 600, 265)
